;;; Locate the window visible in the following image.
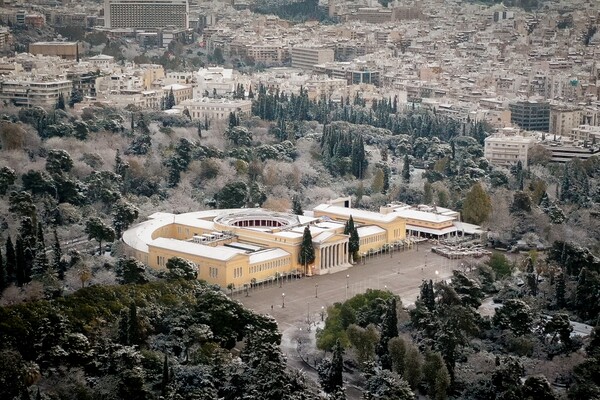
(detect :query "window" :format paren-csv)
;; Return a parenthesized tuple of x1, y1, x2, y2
(209, 267, 218, 278)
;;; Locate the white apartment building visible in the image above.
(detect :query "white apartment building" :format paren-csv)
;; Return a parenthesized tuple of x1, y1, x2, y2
(0, 77, 72, 108)
(195, 67, 235, 98)
(174, 98, 252, 121)
(290, 47, 334, 71)
(484, 134, 537, 166)
(569, 125, 600, 143)
(104, 0, 189, 29)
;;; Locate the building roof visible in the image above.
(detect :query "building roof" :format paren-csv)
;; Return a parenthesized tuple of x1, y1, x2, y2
(313, 204, 400, 223)
(406, 224, 458, 236)
(150, 237, 247, 261)
(249, 248, 290, 264)
(393, 208, 455, 223)
(357, 225, 386, 237)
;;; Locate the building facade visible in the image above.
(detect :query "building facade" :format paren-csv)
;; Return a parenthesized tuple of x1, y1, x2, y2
(174, 98, 252, 121)
(550, 105, 582, 138)
(484, 134, 536, 166)
(29, 42, 84, 60)
(104, 0, 189, 29)
(509, 100, 550, 132)
(290, 47, 335, 71)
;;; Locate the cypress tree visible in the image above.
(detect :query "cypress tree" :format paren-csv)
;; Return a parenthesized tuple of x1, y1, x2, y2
(555, 271, 566, 308)
(24, 247, 33, 284)
(328, 339, 344, 392)
(161, 354, 170, 395)
(402, 154, 411, 183)
(15, 236, 26, 286)
(344, 215, 355, 235)
(52, 229, 66, 280)
(420, 280, 435, 311)
(299, 226, 315, 275)
(33, 223, 48, 278)
(292, 195, 303, 215)
(5, 236, 16, 285)
(349, 225, 360, 263)
(128, 302, 141, 345)
(378, 297, 399, 370)
(0, 246, 5, 291)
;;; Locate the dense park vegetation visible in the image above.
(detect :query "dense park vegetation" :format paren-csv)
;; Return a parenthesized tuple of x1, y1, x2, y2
(315, 249, 600, 399)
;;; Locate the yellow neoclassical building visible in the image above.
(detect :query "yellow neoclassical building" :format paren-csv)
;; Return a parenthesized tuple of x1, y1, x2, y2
(121, 206, 408, 289)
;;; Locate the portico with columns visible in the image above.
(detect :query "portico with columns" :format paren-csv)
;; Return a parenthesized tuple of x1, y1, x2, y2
(313, 232, 352, 275)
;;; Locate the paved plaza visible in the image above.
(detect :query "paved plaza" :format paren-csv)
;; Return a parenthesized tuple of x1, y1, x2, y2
(237, 242, 460, 330)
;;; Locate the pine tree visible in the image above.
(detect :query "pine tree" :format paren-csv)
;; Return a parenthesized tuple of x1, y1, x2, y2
(292, 195, 303, 215)
(323, 339, 344, 393)
(197, 122, 202, 138)
(462, 182, 492, 225)
(115, 149, 128, 178)
(5, 236, 16, 285)
(56, 93, 65, 110)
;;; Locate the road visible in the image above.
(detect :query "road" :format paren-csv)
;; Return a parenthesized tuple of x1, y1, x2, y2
(235, 243, 462, 398)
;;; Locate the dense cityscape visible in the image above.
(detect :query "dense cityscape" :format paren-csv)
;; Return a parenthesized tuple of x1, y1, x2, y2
(0, 0, 599, 399)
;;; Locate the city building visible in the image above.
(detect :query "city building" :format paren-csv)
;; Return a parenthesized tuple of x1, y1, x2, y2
(550, 105, 582, 137)
(195, 67, 235, 98)
(509, 100, 550, 132)
(542, 142, 600, 163)
(123, 208, 355, 288)
(29, 42, 84, 61)
(104, 0, 189, 29)
(569, 125, 600, 143)
(290, 47, 335, 71)
(174, 97, 252, 121)
(162, 83, 193, 104)
(0, 77, 72, 108)
(484, 132, 537, 166)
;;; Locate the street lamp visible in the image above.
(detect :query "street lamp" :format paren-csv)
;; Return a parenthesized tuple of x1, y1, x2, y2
(315, 284, 318, 298)
(345, 274, 350, 300)
(435, 270, 439, 282)
(282, 293, 285, 308)
(320, 306, 325, 321)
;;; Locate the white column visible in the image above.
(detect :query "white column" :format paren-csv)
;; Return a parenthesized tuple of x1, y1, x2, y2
(321, 248, 325, 269)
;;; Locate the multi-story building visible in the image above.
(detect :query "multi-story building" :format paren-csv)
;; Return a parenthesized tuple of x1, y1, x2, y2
(29, 42, 84, 61)
(313, 61, 381, 87)
(104, 0, 189, 29)
(195, 67, 235, 97)
(509, 100, 550, 132)
(568, 125, 600, 144)
(343, 8, 393, 24)
(0, 28, 11, 50)
(174, 97, 252, 121)
(550, 105, 582, 137)
(162, 83, 193, 104)
(484, 133, 537, 166)
(0, 77, 72, 108)
(290, 47, 334, 71)
(542, 142, 600, 163)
